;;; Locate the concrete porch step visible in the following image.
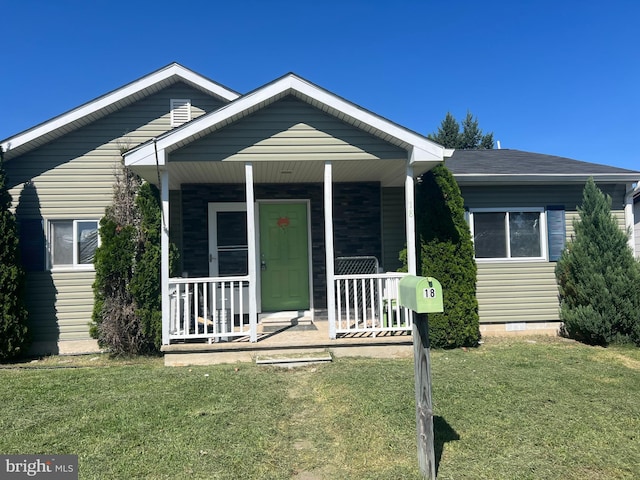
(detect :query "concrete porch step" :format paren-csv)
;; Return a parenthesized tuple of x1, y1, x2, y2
(260, 314, 313, 324)
(259, 313, 314, 333)
(255, 351, 333, 367)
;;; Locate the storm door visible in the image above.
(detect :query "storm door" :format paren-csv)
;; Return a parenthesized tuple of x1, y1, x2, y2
(208, 203, 248, 277)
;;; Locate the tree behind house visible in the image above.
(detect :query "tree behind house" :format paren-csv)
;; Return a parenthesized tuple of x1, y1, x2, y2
(555, 178, 640, 346)
(428, 112, 494, 149)
(0, 147, 30, 361)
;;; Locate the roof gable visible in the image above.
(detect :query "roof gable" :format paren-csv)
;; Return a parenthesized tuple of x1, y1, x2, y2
(124, 73, 449, 166)
(170, 95, 408, 163)
(1, 63, 240, 161)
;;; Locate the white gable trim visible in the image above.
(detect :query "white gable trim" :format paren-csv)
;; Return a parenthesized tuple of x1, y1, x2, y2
(1, 63, 240, 160)
(125, 74, 446, 167)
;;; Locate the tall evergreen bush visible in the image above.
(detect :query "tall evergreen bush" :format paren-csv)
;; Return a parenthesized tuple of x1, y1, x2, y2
(555, 178, 640, 346)
(0, 147, 30, 360)
(92, 159, 170, 355)
(129, 182, 163, 351)
(404, 164, 480, 347)
(91, 164, 143, 354)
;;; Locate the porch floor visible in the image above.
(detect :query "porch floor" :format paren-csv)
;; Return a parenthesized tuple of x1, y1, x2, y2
(161, 316, 414, 366)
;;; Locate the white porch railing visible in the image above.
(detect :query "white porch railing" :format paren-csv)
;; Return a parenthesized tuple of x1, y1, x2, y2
(168, 276, 253, 343)
(334, 272, 411, 335)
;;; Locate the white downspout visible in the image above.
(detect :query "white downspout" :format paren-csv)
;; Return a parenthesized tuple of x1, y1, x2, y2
(324, 161, 337, 339)
(160, 168, 170, 345)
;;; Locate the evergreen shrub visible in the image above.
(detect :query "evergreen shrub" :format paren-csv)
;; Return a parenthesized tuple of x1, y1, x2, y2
(0, 148, 30, 361)
(555, 178, 640, 346)
(91, 164, 167, 355)
(406, 164, 480, 348)
(130, 182, 163, 351)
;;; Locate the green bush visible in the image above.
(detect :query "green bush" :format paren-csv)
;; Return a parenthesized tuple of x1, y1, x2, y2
(130, 182, 163, 351)
(406, 164, 480, 348)
(92, 161, 167, 355)
(0, 148, 30, 361)
(91, 217, 143, 354)
(555, 178, 640, 346)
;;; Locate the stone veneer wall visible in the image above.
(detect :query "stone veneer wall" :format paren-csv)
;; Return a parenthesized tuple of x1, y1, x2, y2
(180, 182, 381, 309)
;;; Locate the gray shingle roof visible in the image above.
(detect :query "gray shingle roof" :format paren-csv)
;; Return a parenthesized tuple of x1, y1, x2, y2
(446, 149, 639, 184)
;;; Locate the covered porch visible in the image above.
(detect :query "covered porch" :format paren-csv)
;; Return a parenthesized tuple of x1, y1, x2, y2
(123, 73, 450, 351)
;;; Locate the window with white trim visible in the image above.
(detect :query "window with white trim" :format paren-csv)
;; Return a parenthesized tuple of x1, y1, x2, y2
(170, 98, 191, 127)
(469, 208, 547, 260)
(49, 220, 99, 269)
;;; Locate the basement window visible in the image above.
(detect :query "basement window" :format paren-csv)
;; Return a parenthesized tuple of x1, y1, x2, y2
(170, 98, 191, 127)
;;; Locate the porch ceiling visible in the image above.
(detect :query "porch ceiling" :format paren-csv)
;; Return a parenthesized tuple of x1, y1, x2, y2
(134, 159, 437, 189)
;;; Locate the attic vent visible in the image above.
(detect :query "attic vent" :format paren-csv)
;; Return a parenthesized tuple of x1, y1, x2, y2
(170, 98, 191, 127)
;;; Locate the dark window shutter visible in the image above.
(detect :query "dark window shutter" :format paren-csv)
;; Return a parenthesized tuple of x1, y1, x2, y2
(19, 219, 45, 271)
(546, 206, 565, 261)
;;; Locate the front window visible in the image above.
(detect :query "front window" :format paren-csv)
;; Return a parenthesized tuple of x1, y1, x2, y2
(471, 209, 545, 260)
(49, 220, 99, 268)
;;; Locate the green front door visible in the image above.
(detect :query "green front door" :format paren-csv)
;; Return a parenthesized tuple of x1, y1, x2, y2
(260, 202, 310, 311)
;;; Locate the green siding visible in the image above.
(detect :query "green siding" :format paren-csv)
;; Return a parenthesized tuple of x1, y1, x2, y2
(476, 262, 560, 323)
(5, 83, 226, 349)
(170, 96, 407, 163)
(381, 187, 406, 272)
(461, 183, 629, 325)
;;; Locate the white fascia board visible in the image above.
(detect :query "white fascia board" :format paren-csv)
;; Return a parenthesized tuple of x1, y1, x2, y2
(2, 63, 239, 157)
(126, 73, 445, 166)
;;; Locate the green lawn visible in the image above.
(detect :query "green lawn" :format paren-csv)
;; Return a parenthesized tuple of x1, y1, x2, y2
(0, 337, 638, 479)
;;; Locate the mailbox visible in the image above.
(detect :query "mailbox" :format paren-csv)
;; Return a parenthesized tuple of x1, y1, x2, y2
(398, 275, 443, 313)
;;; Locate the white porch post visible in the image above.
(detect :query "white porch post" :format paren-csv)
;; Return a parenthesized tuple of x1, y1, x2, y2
(405, 162, 417, 275)
(160, 168, 171, 345)
(245, 162, 258, 342)
(324, 161, 337, 339)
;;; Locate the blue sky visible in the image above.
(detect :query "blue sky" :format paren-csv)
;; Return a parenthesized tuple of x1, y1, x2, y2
(2, 0, 639, 170)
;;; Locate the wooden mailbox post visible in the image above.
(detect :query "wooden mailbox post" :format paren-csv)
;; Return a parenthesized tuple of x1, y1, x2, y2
(398, 276, 443, 480)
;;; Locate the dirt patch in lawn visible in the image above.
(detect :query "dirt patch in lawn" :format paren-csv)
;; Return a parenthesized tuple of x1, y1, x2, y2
(594, 349, 640, 371)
